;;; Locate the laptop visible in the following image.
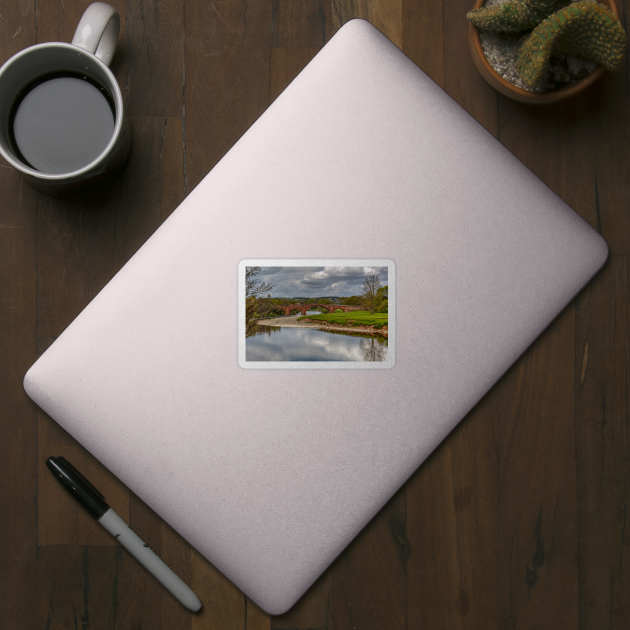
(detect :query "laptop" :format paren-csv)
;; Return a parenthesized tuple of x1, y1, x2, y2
(23, 19, 608, 614)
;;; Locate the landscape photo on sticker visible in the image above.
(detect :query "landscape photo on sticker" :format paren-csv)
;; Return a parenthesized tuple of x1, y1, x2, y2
(244, 264, 390, 362)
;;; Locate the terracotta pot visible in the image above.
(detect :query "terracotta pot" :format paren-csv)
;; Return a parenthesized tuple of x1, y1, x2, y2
(468, 0, 619, 103)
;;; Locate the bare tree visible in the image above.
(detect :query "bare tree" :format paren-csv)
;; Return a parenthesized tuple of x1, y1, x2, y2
(246, 266, 273, 299)
(245, 267, 275, 338)
(361, 274, 382, 313)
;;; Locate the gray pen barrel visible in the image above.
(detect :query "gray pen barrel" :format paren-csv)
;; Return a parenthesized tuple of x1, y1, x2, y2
(98, 508, 202, 612)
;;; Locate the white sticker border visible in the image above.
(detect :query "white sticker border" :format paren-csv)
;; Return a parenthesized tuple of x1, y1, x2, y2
(238, 259, 395, 370)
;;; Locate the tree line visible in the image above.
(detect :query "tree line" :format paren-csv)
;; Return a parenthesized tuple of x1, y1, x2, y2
(245, 267, 388, 337)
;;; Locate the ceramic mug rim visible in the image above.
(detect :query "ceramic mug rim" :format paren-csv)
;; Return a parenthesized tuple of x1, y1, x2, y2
(0, 41, 125, 181)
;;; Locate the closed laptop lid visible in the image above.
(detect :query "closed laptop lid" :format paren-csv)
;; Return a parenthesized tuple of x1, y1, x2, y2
(24, 19, 607, 614)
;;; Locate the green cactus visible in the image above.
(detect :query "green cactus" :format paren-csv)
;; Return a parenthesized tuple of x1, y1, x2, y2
(467, 0, 568, 33)
(517, 1, 627, 85)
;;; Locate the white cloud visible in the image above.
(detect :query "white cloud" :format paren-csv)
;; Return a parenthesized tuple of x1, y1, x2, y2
(255, 266, 388, 297)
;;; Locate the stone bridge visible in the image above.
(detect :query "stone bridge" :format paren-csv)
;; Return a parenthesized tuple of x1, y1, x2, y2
(274, 304, 362, 316)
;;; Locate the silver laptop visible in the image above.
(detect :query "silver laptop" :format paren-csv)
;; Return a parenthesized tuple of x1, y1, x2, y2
(24, 19, 607, 614)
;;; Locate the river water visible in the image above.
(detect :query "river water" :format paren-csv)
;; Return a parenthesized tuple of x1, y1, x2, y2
(246, 311, 388, 362)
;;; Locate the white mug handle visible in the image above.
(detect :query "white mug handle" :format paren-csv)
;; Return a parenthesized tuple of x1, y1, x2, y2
(71, 2, 120, 67)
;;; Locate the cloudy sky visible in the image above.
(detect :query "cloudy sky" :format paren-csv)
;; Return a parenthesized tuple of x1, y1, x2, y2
(253, 266, 389, 297)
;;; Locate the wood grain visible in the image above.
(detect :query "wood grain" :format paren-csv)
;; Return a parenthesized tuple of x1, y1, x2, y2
(271, 0, 332, 46)
(407, 393, 498, 629)
(497, 304, 579, 629)
(332, 0, 403, 48)
(270, 47, 322, 102)
(1, 0, 629, 627)
(0, 5, 39, 629)
(576, 256, 630, 629)
(125, 0, 184, 117)
(36, 545, 119, 630)
(443, 0, 497, 131)
(495, 73, 630, 258)
(403, 0, 444, 88)
(0, 149, 38, 630)
(271, 573, 332, 629)
(190, 549, 248, 630)
(331, 486, 408, 630)
(583, 72, 630, 254)
(184, 0, 271, 191)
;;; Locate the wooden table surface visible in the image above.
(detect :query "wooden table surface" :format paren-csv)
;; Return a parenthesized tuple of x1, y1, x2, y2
(1, 0, 629, 628)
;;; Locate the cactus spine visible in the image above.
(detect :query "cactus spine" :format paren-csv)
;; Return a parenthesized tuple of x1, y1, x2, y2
(467, 0, 568, 33)
(516, 1, 627, 85)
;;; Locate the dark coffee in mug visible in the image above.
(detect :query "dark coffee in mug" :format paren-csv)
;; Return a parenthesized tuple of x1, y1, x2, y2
(0, 3, 131, 197)
(9, 72, 115, 174)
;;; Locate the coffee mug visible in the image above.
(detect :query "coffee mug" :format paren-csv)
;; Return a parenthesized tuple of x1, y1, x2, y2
(0, 2, 132, 197)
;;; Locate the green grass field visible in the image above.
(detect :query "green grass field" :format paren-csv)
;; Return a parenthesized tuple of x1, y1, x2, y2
(297, 311, 388, 327)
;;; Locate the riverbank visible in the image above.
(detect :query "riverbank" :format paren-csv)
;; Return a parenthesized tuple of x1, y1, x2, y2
(256, 314, 388, 337)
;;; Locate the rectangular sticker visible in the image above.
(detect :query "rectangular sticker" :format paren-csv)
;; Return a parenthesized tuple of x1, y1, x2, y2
(238, 259, 395, 369)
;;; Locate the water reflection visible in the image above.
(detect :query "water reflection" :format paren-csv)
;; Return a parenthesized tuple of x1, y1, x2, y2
(246, 324, 388, 362)
(250, 324, 282, 338)
(361, 336, 386, 362)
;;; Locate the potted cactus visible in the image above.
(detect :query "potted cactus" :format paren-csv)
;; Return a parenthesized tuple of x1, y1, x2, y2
(467, 0, 627, 102)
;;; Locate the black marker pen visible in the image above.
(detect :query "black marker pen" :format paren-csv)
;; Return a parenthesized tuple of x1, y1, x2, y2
(46, 456, 202, 612)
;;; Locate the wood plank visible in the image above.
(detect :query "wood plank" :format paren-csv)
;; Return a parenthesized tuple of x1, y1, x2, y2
(126, 0, 183, 116)
(443, 0, 497, 131)
(270, 47, 321, 103)
(331, 0, 403, 49)
(407, 392, 499, 629)
(496, 97, 597, 223)
(402, 0, 444, 88)
(272, 0, 332, 46)
(36, 545, 118, 630)
(0, 0, 36, 56)
(497, 305, 578, 628)
(159, 117, 187, 219)
(330, 486, 407, 630)
(583, 72, 630, 254)
(190, 549, 247, 630)
(188, 545, 270, 630)
(575, 256, 630, 629)
(0, 5, 39, 629)
(184, 0, 272, 192)
(0, 131, 38, 630)
(271, 573, 332, 629)
(33, 187, 121, 355)
(247, 602, 271, 630)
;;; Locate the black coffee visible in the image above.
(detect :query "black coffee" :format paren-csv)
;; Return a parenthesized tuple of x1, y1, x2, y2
(10, 73, 115, 174)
